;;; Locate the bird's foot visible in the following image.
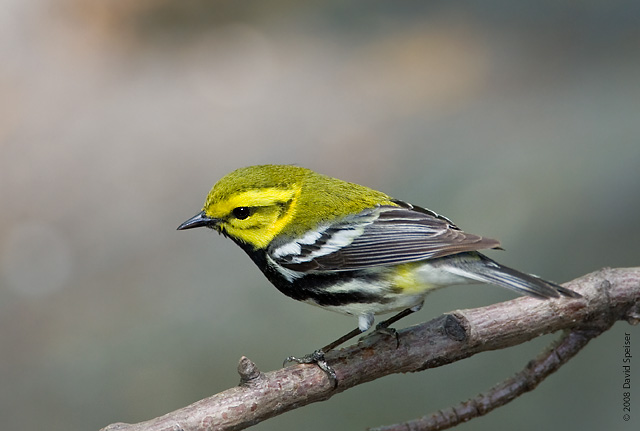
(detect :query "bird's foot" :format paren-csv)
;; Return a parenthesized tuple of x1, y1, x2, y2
(359, 323, 400, 348)
(284, 349, 337, 388)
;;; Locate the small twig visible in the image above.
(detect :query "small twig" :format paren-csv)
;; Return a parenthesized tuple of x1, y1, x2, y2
(100, 267, 640, 431)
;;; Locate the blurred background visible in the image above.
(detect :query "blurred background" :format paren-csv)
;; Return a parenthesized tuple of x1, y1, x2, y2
(1, 1, 639, 430)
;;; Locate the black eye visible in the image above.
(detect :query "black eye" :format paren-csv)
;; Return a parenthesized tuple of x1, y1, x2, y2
(232, 207, 252, 220)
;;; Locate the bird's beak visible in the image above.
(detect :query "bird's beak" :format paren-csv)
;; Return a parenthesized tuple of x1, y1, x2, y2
(177, 211, 218, 230)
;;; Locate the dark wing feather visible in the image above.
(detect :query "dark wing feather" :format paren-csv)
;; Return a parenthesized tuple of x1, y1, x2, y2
(274, 203, 501, 272)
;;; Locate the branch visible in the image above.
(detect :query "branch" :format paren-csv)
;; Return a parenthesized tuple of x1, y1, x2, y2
(101, 267, 640, 431)
(370, 327, 603, 431)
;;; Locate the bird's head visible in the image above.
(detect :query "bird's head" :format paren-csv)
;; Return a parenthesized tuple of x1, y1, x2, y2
(178, 164, 394, 250)
(177, 165, 311, 249)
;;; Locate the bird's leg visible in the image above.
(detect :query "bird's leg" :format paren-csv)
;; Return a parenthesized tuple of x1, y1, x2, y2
(284, 306, 421, 386)
(283, 327, 365, 387)
(285, 314, 372, 364)
(319, 327, 365, 352)
(376, 305, 421, 330)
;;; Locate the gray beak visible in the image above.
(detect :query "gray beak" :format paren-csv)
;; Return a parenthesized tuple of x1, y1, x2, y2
(177, 211, 218, 230)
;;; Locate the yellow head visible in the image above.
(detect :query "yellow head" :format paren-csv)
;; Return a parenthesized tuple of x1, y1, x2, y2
(178, 165, 396, 249)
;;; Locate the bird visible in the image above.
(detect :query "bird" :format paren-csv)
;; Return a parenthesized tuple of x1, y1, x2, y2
(178, 164, 580, 379)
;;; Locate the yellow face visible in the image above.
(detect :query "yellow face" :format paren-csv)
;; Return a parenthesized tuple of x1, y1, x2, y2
(204, 187, 301, 249)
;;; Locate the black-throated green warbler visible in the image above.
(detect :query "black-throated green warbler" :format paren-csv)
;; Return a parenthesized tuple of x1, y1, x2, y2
(178, 165, 580, 375)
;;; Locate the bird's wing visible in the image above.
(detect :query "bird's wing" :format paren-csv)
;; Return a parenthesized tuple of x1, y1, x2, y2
(270, 202, 501, 272)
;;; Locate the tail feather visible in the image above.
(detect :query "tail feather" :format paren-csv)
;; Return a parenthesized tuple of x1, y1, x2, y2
(443, 253, 582, 299)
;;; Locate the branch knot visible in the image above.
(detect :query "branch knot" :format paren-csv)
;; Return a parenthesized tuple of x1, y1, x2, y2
(237, 356, 263, 386)
(443, 314, 467, 342)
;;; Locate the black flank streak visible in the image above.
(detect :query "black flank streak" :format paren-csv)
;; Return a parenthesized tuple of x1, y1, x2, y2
(231, 237, 388, 307)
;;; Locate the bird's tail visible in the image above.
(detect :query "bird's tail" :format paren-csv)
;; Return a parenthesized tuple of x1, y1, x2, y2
(443, 252, 581, 299)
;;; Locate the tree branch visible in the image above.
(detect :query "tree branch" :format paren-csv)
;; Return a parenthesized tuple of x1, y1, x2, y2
(101, 267, 640, 431)
(370, 327, 603, 431)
